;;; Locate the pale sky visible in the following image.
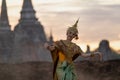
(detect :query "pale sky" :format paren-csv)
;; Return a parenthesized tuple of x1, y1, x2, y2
(0, 0, 120, 51)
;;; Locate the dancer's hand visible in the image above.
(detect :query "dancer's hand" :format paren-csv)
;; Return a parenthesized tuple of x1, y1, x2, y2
(44, 43, 55, 51)
(91, 52, 103, 61)
(44, 43, 49, 49)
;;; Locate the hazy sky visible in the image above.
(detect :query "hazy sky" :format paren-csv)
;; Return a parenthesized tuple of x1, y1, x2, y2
(0, 0, 120, 51)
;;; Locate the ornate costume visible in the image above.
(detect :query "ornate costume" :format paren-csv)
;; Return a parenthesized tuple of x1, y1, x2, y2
(50, 39, 83, 80)
(46, 19, 102, 80)
(49, 19, 81, 80)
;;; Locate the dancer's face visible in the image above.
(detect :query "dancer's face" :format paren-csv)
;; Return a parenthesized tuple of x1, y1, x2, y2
(67, 31, 77, 41)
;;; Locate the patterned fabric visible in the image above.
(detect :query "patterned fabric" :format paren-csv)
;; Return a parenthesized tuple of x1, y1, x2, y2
(56, 61, 77, 80)
(51, 40, 83, 80)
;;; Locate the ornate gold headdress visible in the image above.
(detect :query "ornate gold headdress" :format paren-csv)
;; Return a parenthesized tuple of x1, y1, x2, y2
(67, 18, 79, 34)
(67, 19, 79, 39)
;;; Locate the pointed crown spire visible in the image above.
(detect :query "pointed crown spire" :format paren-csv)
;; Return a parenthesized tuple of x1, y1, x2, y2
(72, 18, 79, 28)
(67, 18, 79, 34)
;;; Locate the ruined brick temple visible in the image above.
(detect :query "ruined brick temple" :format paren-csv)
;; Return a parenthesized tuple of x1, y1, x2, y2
(0, 0, 52, 63)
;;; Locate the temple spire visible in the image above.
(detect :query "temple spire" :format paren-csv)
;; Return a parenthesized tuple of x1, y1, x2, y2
(0, 0, 10, 30)
(20, 0, 37, 23)
(49, 29, 54, 44)
(86, 45, 91, 53)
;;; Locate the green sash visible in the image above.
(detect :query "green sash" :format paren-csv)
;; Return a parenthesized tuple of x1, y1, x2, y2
(56, 61, 77, 80)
